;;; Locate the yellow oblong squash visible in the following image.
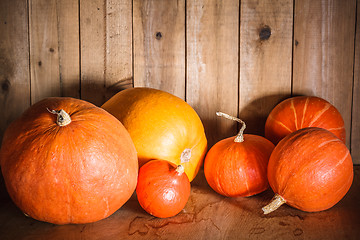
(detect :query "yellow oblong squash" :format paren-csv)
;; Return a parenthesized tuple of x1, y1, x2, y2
(102, 87, 207, 181)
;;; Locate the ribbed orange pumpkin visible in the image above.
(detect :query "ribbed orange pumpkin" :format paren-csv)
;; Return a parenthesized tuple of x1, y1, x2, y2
(263, 127, 353, 214)
(204, 112, 275, 197)
(102, 87, 207, 181)
(265, 96, 345, 144)
(0, 97, 138, 224)
(136, 160, 190, 218)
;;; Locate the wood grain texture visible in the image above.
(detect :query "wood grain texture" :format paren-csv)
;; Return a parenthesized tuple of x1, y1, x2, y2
(0, 167, 359, 239)
(80, 0, 105, 105)
(292, 0, 356, 148)
(0, 0, 30, 142)
(80, 0, 132, 105)
(239, 0, 293, 137)
(352, 0, 360, 164)
(133, 0, 185, 99)
(57, 0, 80, 98)
(29, 0, 61, 103)
(105, 0, 133, 100)
(186, 0, 239, 147)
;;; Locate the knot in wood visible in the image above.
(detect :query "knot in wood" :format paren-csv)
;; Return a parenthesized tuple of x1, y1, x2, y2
(259, 26, 271, 41)
(1, 79, 10, 92)
(155, 32, 162, 40)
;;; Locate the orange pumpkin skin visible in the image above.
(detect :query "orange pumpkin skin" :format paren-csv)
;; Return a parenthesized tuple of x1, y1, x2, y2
(204, 135, 275, 197)
(136, 160, 190, 218)
(267, 127, 353, 212)
(102, 87, 207, 181)
(265, 96, 345, 144)
(0, 97, 138, 224)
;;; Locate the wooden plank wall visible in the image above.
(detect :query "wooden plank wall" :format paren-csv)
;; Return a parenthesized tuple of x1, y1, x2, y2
(0, 0, 358, 163)
(353, 0, 360, 163)
(186, 0, 239, 146)
(0, 0, 31, 141)
(293, 0, 356, 146)
(239, 0, 293, 136)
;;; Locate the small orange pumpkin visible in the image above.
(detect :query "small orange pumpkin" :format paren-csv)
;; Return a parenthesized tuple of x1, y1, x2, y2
(265, 96, 345, 144)
(102, 87, 207, 181)
(263, 127, 353, 214)
(0, 97, 138, 224)
(204, 112, 275, 197)
(136, 160, 190, 218)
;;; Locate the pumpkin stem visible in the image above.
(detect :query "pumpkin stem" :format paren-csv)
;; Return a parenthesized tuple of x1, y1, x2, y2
(180, 148, 192, 163)
(47, 108, 72, 127)
(175, 165, 185, 175)
(262, 194, 286, 214)
(216, 112, 246, 143)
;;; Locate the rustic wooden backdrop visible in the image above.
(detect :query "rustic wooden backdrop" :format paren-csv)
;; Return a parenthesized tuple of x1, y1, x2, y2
(0, 0, 359, 163)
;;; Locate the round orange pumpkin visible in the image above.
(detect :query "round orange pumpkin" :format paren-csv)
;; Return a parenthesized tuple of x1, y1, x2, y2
(265, 96, 345, 144)
(0, 97, 138, 224)
(136, 160, 190, 218)
(102, 87, 207, 181)
(263, 127, 353, 214)
(204, 112, 275, 197)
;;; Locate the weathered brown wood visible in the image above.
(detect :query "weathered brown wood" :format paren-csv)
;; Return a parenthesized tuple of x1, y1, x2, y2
(352, 0, 360, 164)
(80, 0, 132, 105)
(292, 0, 356, 149)
(0, 166, 359, 239)
(29, 0, 61, 103)
(104, 0, 133, 100)
(80, 0, 105, 105)
(133, 0, 185, 99)
(0, 0, 31, 142)
(186, 0, 239, 147)
(57, 0, 80, 98)
(239, 0, 293, 137)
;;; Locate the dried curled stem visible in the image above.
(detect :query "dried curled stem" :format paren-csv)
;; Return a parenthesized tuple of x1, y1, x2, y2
(47, 108, 72, 127)
(216, 112, 246, 143)
(262, 194, 286, 214)
(175, 165, 185, 175)
(180, 148, 192, 163)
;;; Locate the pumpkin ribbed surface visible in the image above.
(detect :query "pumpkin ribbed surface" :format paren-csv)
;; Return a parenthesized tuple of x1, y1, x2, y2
(0, 97, 138, 224)
(266, 127, 353, 213)
(204, 135, 274, 197)
(265, 96, 345, 144)
(102, 87, 207, 181)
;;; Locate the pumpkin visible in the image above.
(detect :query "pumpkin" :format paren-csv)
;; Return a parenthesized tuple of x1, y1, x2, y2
(265, 96, 345, 144)
(102, 87, 207, 181)
(262, 127, 353, 214)
(136, 160, 190, 218)
(0, 97, 138, 224)
(204, 112, 275, 197)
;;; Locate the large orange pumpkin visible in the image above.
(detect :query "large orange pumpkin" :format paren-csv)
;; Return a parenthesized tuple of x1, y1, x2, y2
(265, 96, 345, 144)
(204, 112, 275, 197)
(263, 127, 353, 214)
(0, 97, 138, 224)
(102, 87, 207, 181)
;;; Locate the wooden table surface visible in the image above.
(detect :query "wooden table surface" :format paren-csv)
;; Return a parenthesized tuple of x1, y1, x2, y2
(0, 166, 359, 240)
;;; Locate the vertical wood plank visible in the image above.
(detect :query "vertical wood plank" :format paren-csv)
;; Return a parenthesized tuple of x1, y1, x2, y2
(133, 0, 185, 99)
(80, 0, 105, 105)
(187, 0, 239, 146)
(57, 0, 80, 98)
(239, 0, 293, 136)
(352, 0, 360, 164)
(105, 0, 133, 100)
(80, 0, 132, 106)
(29, 0, 61, 103)
(0, 0, 30, 141)
(292, 0, 356, 148)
